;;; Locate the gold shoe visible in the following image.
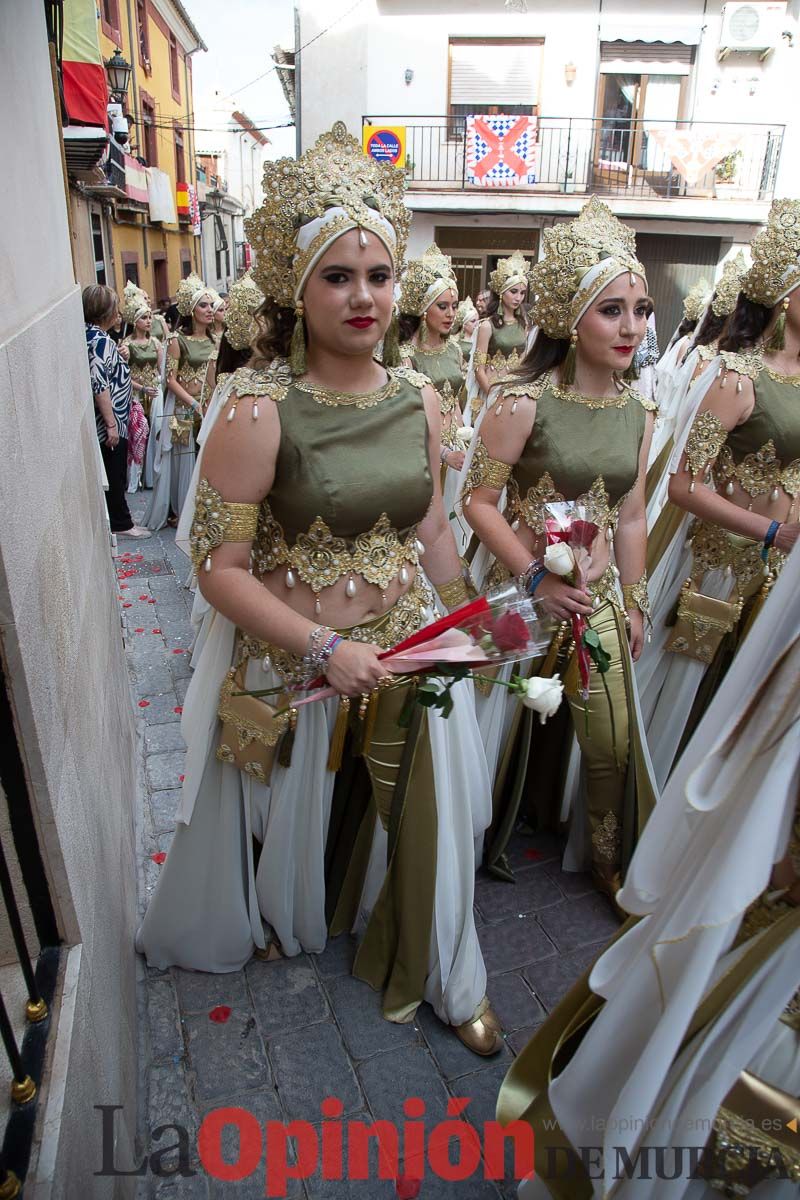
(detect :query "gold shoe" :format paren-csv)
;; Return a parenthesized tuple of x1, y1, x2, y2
(591, 868, 626, 920)
(253, 941, 283, 962)
(453, 1009, 504, 1057)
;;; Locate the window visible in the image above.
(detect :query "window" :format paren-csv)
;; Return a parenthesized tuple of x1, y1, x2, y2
(448, 39, 543, 131)
(135, 0, 150, 69)
(174, 125, 185, 184)
(122, 258, 140, 286)
(214, 215, 229, 282)
(100, 0, 121, 41)
(141, 92, 157, 166)
(169, 33, 181, 102)
(180, 252, 192, 279)
(91, 211, 107, 285)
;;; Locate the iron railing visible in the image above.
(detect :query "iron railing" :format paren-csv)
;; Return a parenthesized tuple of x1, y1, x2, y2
(363, 115, 784, 202)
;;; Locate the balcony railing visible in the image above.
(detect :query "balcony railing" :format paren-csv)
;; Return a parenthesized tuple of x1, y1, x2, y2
(362, 115, 784, 202)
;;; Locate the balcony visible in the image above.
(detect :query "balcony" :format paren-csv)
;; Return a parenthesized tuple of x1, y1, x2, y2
(363, 116, 784, 209)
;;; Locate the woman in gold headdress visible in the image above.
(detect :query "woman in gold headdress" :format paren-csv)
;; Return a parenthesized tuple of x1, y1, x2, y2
(639, 199, 800, 789)
(462, 198, 657, 897)
(136, 123, 502, 1057)
(210, 289, 226, 346)
(143, 274, 217, 530)
(453, 296, 479, 366)
(120, 283, 162, 492)
(471, 251, 530, 417)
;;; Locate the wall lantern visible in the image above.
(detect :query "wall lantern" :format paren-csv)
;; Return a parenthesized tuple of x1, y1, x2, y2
(564, 62, 577, 85)
(105, 48, 132, 104)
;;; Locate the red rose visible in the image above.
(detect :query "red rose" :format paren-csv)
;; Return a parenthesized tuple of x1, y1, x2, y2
(570, 519, 599, 549)
(490, 611, 530, 653)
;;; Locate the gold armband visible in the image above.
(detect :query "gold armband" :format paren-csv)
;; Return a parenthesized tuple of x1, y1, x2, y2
(462, 440, 513, 505)
(684, 411, 727, 490)
(474, 351, 489, 367)
(437, 575, 470, 611)
(622, 572, 651, 621)
(190, 478, 260, 573)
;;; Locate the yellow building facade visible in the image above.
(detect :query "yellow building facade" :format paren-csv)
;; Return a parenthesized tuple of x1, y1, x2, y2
(72, 0, 206, 305)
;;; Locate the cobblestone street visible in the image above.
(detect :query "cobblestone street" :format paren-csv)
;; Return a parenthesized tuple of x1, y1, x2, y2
(124, 494, 619, 1200)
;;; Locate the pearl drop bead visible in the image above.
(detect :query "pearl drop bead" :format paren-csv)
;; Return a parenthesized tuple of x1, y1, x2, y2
(511, 400, 518, 414)
(511, 519, 520, 531)
(606, 526, 613, 541)
(252, 402, 259, 420)
(612, 564, 620, 578)
(725, 481, 735, 495)
(204, 556, 211, 573)
(415, 538, 425, 555)
(262, 655, 271, 672)
(285, 568, 296, 589)
(227, 406, 236, 422)
(346, 576, 357, 598)
(770, 487, 780, 502)
(399, 565, 410, 586)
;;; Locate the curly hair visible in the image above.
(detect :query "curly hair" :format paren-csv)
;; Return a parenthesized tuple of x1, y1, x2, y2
(250, 300, 295, 367)
(719, 293, 773, 353)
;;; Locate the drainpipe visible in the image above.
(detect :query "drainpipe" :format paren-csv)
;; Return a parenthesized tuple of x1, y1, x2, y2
(123, 0, 148, 272)
(294, 4, 302, 156)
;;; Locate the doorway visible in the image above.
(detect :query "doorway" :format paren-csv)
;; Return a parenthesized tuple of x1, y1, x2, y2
(152, 255, 169, 308)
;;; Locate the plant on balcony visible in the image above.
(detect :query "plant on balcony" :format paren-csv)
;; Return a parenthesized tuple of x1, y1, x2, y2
(715, 149, 742, 184)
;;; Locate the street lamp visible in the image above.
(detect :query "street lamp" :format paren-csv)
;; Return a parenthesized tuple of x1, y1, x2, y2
(105, 48, 132, 104)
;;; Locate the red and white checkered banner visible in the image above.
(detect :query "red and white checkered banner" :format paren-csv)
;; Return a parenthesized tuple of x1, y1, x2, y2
(466, 115, 538, 188)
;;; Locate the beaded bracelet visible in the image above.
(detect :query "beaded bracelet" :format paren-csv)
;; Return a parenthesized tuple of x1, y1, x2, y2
(516, 558, 544, 594)
(301, 626, 342, 681)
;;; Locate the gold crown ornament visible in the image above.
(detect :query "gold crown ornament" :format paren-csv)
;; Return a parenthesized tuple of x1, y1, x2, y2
(223, 272, 265, 350)
(683, 277, 711, 323)
(710, 251, 748, 318)
(399, 244, 458, 316)
(530, 196, 645, 341)
(176, 273, 213, 317)
(245, 121, 411, 310)
(453, 296, 479, 334)
(121, 280, 150, 326)
(489, 250, 530, 297)
(742, 198, 800, 309)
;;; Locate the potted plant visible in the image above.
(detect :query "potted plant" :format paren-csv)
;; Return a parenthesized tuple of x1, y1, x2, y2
(714, 149, 742, 197)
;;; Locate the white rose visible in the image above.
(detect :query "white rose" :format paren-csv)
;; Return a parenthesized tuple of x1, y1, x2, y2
(520, 675, 564, 724)
(456, 425, 474, 443)
(543, 542, 576, 577)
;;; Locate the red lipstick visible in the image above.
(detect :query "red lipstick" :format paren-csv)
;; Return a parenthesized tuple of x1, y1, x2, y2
(346, 317, 376, 329)
(613, 345, 634, 355)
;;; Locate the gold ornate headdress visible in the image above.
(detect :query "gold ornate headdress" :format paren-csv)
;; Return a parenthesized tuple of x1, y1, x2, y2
(121, 280, 150, 325)
(711, 251, 748, 318)
(209, 288, 225, 314)
(530, 197, 645, 341)
(489, 250, 530, 297)
(176, 273, 212, 317)
(399, 244, 457, 316)
(245, 121, 411, 309)
(453, 296, 478, 335)
(683, 277, 711, 323)
(223, 272, 264, 350)
(742, 199, 800, 309)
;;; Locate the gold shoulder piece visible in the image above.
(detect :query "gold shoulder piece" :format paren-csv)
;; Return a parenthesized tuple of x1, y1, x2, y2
(719, 349, 763, 380)
(391, 365, 431, 390)
(633, 388, 658, 413)
(501, 374, 548, 402)
(398, 341, 415, 361)
(190, 478, 260, 573)
(462, 438, 512, 501)
(684, 410, 728, 484)
(230, 359, 293, 402)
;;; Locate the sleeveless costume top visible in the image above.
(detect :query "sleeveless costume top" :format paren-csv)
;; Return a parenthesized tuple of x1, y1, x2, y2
(174, 333, 216, 409)
(475, 320, 527, 378)
(457, 337, 473, 362)
(125, 336, 160, 389)
(151, 314, 168, 342)
(400, 338, 464, 419)
(217, 361, 435, 642)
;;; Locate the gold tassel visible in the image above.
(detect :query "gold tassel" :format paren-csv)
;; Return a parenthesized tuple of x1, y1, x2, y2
(382, 310, 401, 367)
(623, 360, 640, 382)
(290, 301, 307, 374)
(326, 697, 351, 772)
(359, 690, 380, 757)
(561, 330, 577, 385)
(278, 707, 298, 768)
(767, 299, 788, 352)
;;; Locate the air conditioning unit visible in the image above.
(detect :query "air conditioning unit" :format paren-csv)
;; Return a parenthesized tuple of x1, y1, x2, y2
(718, 2, 786, 60)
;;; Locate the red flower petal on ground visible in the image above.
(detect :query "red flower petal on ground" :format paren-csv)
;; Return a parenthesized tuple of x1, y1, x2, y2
(119, 584, 128, 589)
(122, 603, 132, 608)
(134, 628, 144, 634)
(131, 555, 144, 563)
(172, 648, 184, 654)
(179, 774, 185, 782)
(524, 849, 543, 861)
(208, 1005, 232, 1024)
(490, 611, 530, 653)
(138, 700, 150, 708)
(174, 706, 183, 714)
(151, 852, 166, 865)
(139, 594, 149, 601)
(152, 629, 161, 634)
(148, 599, 157, 604)
(395, 1177, 421, 1200)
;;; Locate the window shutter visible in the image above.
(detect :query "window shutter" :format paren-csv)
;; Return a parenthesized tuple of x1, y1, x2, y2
(600, 41, 694, 75)
(449, 41, 541, 107)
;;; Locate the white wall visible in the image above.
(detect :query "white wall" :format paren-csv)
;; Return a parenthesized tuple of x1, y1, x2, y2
(0, 2, 138, 1194)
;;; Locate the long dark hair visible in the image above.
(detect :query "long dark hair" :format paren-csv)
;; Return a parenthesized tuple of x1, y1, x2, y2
(668, 316, 697, 349)
(251, 300, 294, 366)
(398, 312, 421, 343)
(216, 334, 251, 376)
(719, 294, 773, 353)
(511, 330, 568, 385)
(484, 289, 529, 330)
(692, 306, 727, 349)
(177, 312, 215, 341)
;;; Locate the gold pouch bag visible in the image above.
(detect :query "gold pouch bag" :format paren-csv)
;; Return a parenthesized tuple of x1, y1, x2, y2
(168, 413, 194, 446)
(215, 661, 291, 786)
(664, 581, 742, 665)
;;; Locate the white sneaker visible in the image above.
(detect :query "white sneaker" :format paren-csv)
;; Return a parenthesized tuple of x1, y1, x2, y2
(118, 525, 152, 539)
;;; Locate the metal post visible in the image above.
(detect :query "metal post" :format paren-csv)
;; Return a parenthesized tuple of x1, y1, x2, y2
(0, 993, 35, 1106)
(0, 842, 46, 1024)
(563, 118, 572, 193)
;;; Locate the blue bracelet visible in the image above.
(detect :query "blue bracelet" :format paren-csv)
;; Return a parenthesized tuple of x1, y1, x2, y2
(761, 520, 781, 562)
(527, 569, 548, 596)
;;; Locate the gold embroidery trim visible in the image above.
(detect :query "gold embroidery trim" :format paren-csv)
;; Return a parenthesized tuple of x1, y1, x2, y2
(230, 359, 293, 403)
(217, 668, 289, 748)
(474, 351, 489, 366)
(507, 473, 627, 540)
(591, 811, 622, 864)
(251, 506, 421, 595)
(622, 572, 651, 618)
(684, 410, 728, 479)
(765, 366, 800, 388)
(437, 575, 470, 610)
(688, 519, 785, 592)
(190, 479, 260, 571)
(716, 440, 800, 503)
(703, 1104, 800, 1189)
(719, 348, 763, 380)
(392, 365, 431, 390)
(438, 380, 457, 416)
(551, 382, 628, 410)
(462, 439, 512, 497)
(294, 373, 401, 409)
